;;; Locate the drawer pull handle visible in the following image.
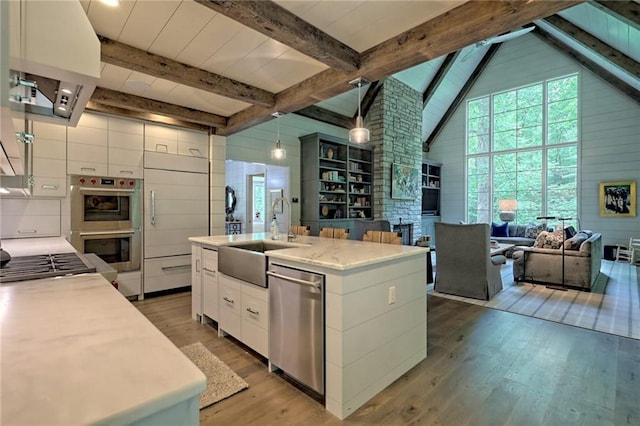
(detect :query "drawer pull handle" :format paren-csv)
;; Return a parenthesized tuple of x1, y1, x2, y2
(120, 170, 133, 174)
(246, 307, 259, 315)
(203, 267, 216, 273)
(17, 229, 37, 234)
(41, 184, 58, 190)
(223, 296, 234, 304)
(161, 264, 191, 271)
(81, 167, 96, 172)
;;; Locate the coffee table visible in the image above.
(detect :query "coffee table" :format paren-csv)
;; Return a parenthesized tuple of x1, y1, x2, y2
(491, 243, 515, 256)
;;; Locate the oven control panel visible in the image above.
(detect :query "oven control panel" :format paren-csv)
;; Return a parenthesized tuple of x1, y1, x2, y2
(73, 176, 139, 189)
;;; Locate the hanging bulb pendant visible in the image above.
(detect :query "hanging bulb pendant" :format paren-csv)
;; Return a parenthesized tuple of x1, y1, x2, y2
(349, 77, 370, 144)
(271, 112, 286, 160)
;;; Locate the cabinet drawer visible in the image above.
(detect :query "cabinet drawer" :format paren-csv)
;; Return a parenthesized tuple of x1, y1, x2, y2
(242, 292, 268, 329)
(0, 199, 61, 238)
(30, 176, 67, 197)
(143, 255, 192, 294)
(202, 248, 218, 271)
(219, 282, 242, 316)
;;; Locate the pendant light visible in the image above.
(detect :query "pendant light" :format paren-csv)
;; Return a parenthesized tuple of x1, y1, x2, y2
(270, 112, 286, 160)
(349, 77, 370, 144)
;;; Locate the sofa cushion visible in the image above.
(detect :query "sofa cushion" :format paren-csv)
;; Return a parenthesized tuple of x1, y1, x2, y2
(534, 230, 565, 249)
(525, 223, 546, 239)
(491, 222, 509, 237)
(564, 232, 589, 250)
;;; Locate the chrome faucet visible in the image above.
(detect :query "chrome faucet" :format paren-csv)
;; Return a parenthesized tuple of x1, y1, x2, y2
(271, 196, 295, 241)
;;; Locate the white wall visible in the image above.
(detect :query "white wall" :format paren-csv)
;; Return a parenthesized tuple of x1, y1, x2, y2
(427, 34, 640, 248)
(226, 113, 349, 227)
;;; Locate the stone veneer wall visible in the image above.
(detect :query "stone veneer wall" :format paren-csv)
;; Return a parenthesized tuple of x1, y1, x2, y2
(368, 77, 423, 242)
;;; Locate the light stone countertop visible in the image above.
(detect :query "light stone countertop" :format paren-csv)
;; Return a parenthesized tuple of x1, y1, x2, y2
(1, 236, 77, 256)
(0, 238, 206, 425)
(189, 232, 428, 271)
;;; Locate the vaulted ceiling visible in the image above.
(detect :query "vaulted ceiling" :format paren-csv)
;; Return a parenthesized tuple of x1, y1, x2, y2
(81, 0, 639, 147)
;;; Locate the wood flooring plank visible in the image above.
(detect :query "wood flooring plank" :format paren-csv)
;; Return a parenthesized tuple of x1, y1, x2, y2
(132, 287, 639, 425)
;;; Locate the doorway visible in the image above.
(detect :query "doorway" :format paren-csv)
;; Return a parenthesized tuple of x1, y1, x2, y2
(247, 174, 265, 233)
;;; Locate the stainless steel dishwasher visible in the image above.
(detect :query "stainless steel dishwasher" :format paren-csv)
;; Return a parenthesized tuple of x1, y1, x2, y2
(267, 264, 324, 395)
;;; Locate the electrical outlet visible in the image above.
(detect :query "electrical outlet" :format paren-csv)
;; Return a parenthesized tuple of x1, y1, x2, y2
(388, 286, 396, 304)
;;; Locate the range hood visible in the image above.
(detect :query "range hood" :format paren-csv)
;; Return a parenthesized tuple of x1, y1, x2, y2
(1, 0, 99, 191)
(9, 0, 100, 127)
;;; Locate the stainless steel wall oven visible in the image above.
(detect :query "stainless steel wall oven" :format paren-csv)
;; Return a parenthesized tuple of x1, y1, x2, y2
(70, 176, 142, 272)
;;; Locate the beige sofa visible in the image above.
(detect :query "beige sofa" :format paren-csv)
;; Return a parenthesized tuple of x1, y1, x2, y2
(512, 232, 602, 291)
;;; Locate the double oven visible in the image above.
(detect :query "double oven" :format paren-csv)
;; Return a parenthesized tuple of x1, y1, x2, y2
(70, 176, 141, 272)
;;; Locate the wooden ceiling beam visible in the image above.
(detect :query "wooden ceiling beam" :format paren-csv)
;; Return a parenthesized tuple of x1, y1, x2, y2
(544, 15, 639, 80)
(295, 106, 354, 130)
(423, 52, 459, 108)
(85, 101, 213, 132)
(424, 45, 501, 152)
(360, 80, 382, 120)
(90, 87, 228, 128)
(359, 0, 585, 79)
(98, 35, 275, 108)
(591, 1, 640, 29)
(533, 27, 640, 103)
(219, 0, 585, 135)
(193, 0, 359, 73)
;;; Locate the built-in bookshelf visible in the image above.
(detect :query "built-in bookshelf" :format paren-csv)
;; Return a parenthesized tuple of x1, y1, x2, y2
(300, 133, 374, 235)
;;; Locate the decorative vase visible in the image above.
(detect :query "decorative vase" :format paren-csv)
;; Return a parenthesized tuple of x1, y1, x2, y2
(327, 149, 334, 159)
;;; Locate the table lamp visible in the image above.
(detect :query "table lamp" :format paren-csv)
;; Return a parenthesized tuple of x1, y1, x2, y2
(499, 199, 517, 222)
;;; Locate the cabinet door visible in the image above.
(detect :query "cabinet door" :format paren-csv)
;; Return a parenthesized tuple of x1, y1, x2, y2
(144, 123, 178, 154)
(31, 121, 67, 197)
(108, 131, 143, 178)
(177, 129, 208, 158)
(67, 113, 108, 176)
(218, 274, 242, 338)
(202, 247, 218, 321)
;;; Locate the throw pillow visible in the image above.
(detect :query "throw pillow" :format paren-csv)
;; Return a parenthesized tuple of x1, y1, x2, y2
(564, 226, 577, 239)
(534, 230, 564, 249)
(564, 232, 589, 250)
(525, 222, 546, 239)
(491, 222, 509, 237)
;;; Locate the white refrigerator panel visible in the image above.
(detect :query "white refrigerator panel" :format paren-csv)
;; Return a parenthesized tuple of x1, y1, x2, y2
(144, 168, 209, 259)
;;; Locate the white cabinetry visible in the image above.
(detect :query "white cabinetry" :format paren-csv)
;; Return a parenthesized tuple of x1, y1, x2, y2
(67, 113, 143, 178)
(107, 117, 143, 178)
(67, 113, 108, 176)
(144, 123, 208, 157)
(31, 121, 67, 197)
(192, 244, 219, 323)
(218, 272, 269, 358)
(0, 198, 60, 238)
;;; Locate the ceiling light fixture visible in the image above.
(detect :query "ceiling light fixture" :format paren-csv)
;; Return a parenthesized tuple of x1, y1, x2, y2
(349, 77, 370, 144)
(100, 0, 120, 7)
(270, 112, 286, 161)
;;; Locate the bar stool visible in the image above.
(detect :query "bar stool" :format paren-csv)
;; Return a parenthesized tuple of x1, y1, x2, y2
(319, 228, 349, 239)
(291, 225, 310, 236)
(363, 230, 402, 245)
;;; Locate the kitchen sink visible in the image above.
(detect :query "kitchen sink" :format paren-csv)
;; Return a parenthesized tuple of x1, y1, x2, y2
(218, 241, 296, 288)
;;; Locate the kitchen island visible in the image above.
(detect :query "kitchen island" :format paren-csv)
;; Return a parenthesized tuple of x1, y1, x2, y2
(190, 232, 428, 420)
(0, 238, 206, 425)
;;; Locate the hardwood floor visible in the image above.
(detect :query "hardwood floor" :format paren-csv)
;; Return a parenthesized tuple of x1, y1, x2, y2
(134, 291, 640, 425)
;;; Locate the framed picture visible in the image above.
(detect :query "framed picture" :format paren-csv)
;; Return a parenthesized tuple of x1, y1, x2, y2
(391, 163, 419, 200)
(270, 189, 284, 214)
(599, 181, 636, 217)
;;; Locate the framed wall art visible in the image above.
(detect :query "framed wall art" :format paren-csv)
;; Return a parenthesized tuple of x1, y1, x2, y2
(391, 163, 419, 200)
(599, 181, 636, 217)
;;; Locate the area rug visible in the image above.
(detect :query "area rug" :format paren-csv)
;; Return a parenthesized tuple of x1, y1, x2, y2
(179, 342, 249, 409)
(428, 260, 640, 340)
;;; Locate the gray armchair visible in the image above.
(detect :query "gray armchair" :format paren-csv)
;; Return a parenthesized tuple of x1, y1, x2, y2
(434, 222, 506, 300)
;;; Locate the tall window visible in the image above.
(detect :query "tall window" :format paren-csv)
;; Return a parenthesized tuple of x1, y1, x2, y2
(466, 74, 578, 224)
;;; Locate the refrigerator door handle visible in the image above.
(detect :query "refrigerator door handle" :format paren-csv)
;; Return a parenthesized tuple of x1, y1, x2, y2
(150, 190, 156, 225)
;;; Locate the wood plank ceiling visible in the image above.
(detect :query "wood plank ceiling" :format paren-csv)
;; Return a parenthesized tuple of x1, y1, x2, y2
(83, 0, 640, 138)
